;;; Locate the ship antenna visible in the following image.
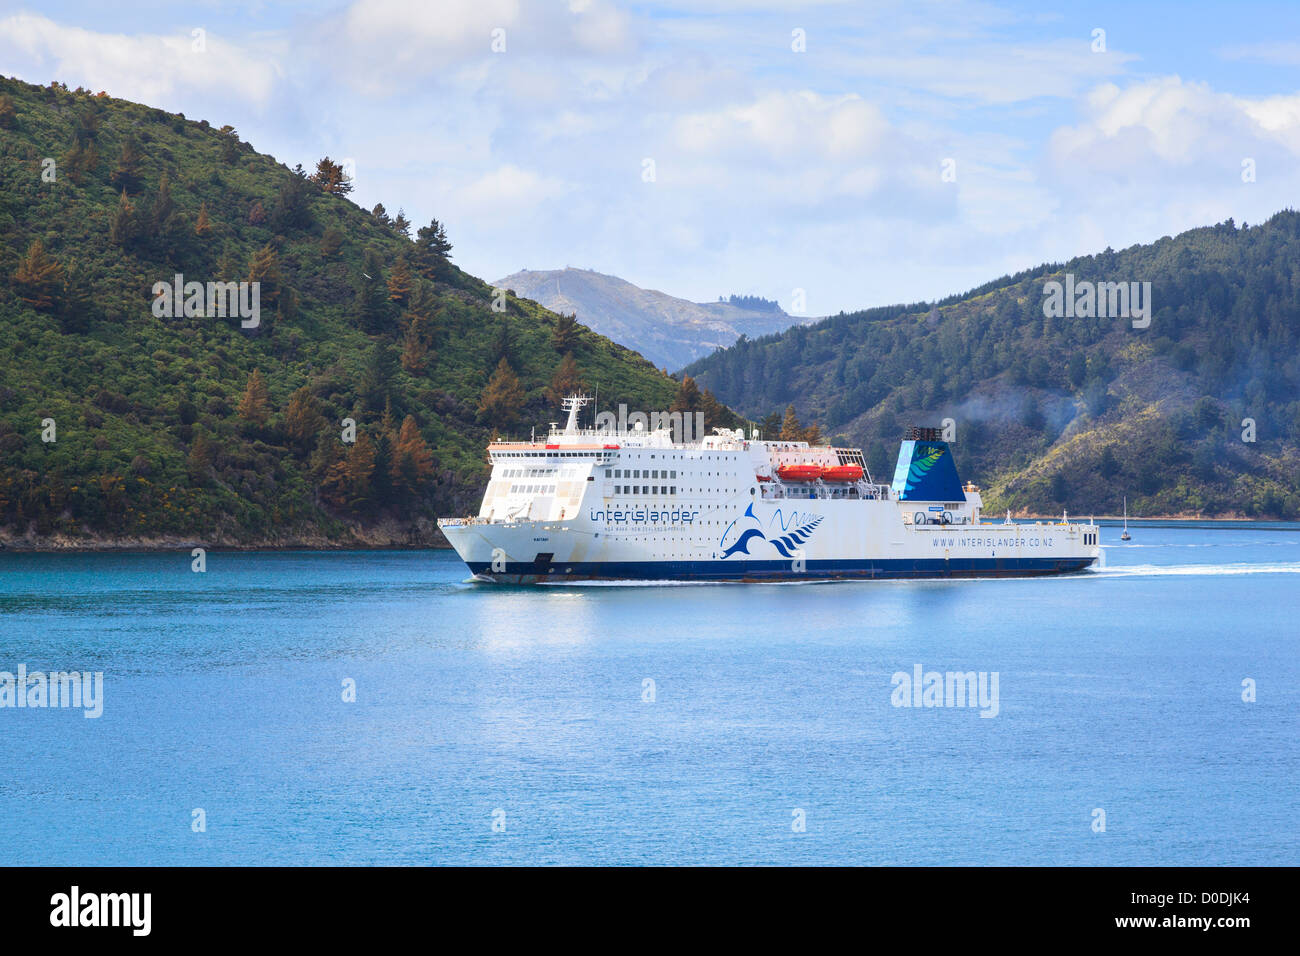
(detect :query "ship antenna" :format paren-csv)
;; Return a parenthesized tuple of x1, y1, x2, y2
(561, 393, 592, 435)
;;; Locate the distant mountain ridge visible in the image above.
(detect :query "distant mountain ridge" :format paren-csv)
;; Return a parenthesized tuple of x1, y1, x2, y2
(494, 267, 812, 371)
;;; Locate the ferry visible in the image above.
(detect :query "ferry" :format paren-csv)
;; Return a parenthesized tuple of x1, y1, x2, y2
(438, 396, 1100, 583)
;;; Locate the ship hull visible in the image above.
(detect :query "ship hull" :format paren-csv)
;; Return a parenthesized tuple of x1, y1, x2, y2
(458, 555, 1096, 584)
(439, 509, 1099, 584)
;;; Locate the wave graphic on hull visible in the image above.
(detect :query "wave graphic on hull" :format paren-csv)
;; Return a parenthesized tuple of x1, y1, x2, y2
(719, 504, 823, 559)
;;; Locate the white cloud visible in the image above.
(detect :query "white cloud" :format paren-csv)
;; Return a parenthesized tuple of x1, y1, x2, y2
(458, 164, 569, 213)
(674, 91, 892, 164)
(1049, 77, 1300, 174)
(323, 0, 633, 91)
(0, 13, 282, 110)
(829, 39, 1138, 105)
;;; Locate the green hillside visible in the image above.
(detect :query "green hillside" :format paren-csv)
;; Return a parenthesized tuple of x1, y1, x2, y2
(0, 76, 708, 547)
(686, 215, 1300, 518)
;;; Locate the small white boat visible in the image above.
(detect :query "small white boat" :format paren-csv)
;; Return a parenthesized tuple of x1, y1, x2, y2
(1120, 497, 1131, 541)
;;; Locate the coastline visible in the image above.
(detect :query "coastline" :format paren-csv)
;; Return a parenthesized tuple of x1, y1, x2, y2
(2, 515, 1295, 553)
(0, 519, 453, 553)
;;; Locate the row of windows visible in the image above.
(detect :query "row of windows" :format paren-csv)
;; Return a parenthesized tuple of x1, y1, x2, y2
(611, 469, 676, 479)
(510, 483, 556, 495)
(614, 486, 676, 496)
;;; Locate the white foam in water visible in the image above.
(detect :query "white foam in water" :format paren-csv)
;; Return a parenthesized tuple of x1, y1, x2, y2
(1094, 562, 1300, 578)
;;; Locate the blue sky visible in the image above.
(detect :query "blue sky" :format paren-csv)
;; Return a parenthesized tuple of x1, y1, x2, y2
(5, 1, 1300, 315)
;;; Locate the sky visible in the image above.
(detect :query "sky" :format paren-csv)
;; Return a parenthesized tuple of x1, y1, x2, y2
(4, 0, 1300, 316)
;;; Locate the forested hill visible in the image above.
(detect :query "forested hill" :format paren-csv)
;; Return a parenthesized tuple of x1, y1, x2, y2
(685, 213, 1300, 519)
(0, 76, 731, 548)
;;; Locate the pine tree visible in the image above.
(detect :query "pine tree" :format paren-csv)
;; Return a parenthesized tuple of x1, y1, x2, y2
(218, 125, 240, 163)
(61, 139, 98, 185)
(371, 203, 390, 226)
(552, 312, 578, 353)
(149, 169, 178, 240)
(670, 376, 703, 414)
(246, 244, 281, 305)
(109, 189, 136, 246)
(311, 157, 353, 196)
(391, 415, 434, 497)
(284, 385, 326, 453)
(387, 255, 413, 306)
(478, 358, 525, 429)
(546, 353, 585, 405)
(73, 106, 100, 145)
(187, 431, 215, 481)
(12, 239, 64, 312)
(109, 136, 143, 192)
(392, 208, 411, 238)
(490, 319, 514, 366)
(270, 165, 311, 232)
(194, 201, 212, 238)
(780, 405, 803, 441)
(321, 433, 376, 510)
(58, 258, 93, 333)
(415, 218, 452, 271)
(344, 433, 377, 508)
(355, 247, 389, 333)
(237, 369, 270, 425)
(361, 341, 397, 411)
(400, 315, 430, 374)
(700, 388, 727, 432)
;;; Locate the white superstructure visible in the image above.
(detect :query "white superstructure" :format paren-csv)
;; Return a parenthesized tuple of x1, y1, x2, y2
(438, 396, 1100, 582)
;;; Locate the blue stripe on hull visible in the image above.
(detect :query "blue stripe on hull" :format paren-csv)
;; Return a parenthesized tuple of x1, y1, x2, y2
(463, 556, 1097, 583)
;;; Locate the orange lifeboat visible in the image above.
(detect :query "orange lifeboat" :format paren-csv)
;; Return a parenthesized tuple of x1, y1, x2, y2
(821, 464, 864, 482)
(777, 464, 824, 482)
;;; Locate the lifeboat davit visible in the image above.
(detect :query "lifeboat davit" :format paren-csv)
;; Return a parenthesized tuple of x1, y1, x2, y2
(821, 464, 864, 482)
(777, 464, 824, 482)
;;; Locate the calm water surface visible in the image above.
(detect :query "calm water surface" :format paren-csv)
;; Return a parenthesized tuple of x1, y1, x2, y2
(1, 524, 1296, 865)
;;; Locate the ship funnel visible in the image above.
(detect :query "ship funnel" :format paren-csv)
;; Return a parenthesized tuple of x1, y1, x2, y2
(891, 427, 966, 502)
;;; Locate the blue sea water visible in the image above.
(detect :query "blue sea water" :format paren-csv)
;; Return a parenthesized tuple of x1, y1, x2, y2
(0, 524, 1296, 866)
